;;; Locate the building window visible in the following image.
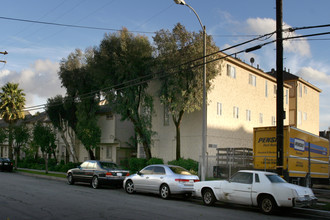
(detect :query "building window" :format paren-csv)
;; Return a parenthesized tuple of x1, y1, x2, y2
(265, 80, 268, 97)
(106, 113, 113, 120)
(106, 146, 112, 159)
(259, 113, 263, 124)
(217, 102, 222, 116)
(227, 64, 236, 79)
(298, 111, 302, 125)
(274, 85, 277, 95)
(249, 74, 256, 86)
(233, 106, 239, 119)
(303, 112, 307, 121)
(164, 105, 170, 126)
(285, 89, 289, 105)
(271, 116, 276, 126)
(299, 83, 302, 97)
(246, 110, 251, 121)
(304, 85, 307, 94)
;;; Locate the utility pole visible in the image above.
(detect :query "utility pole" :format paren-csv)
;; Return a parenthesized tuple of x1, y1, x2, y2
(0, 50, 8, 63)
(276, 0, 284, 177)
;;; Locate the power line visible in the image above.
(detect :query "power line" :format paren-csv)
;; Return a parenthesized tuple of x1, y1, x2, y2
(22, 30, 330, 112)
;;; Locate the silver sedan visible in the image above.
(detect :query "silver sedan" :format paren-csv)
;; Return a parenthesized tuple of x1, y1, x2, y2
(123, 164, 199, 199)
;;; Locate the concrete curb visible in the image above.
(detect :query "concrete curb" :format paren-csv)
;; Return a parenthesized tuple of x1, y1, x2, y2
(16, 170, 67, 182)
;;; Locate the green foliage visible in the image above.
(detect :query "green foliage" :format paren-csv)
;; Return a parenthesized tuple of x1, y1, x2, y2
(93, 28, 155, 159)
(146, 157, 164, 165)
(128, 158, 147, 173)
(168, 158, 199, 174)
(153, 23, 220, 160)
(32, 122, 56, 155)
(0, 128, 7, 144)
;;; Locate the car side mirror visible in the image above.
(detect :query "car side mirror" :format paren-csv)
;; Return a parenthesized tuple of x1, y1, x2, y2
(77, 165, 81, 169)
(137, 171, 141, 175)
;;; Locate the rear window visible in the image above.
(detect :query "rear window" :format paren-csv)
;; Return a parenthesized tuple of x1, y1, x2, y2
(100, 162, 118, 169)
(266, 174, 286, 183)
(169, 166, 191, 175)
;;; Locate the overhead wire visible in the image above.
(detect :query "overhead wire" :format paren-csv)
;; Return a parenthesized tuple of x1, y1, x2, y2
(22, 29, 330, 113)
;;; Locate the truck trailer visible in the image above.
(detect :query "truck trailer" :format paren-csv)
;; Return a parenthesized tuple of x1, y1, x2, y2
(253, 126, 329, 185)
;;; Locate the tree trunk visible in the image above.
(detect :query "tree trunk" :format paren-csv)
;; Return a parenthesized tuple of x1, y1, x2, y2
(60, 129, 78, 163)
(173, 110, 185, 161)
(88, 149, 95, 160)
(8, 126, 13, 160)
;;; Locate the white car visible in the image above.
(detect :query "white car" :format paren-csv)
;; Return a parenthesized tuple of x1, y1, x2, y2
(194, 170, 317, 214)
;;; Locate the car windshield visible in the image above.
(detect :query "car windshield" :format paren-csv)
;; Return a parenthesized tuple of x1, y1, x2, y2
(169, 166, 192, 175)
(100, 162, 118, 169)
(266, 174, 287, 183)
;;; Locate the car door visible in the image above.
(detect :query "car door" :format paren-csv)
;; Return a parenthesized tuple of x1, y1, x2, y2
(221, 172, 253, 205)
(74, 161, 89, 181)
(84, 161, 97, 182)
(148, 166, 166, 192)
(133, 166, 154, 192)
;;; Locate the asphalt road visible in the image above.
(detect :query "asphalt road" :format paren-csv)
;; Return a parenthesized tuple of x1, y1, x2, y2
(0, 171, 329, 220)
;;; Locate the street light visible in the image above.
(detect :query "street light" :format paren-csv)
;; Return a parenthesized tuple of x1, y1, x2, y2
(174, 0, 207, 181)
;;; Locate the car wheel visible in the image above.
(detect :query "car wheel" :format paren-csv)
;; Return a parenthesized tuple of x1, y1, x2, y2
(67, 173, 74, 185)
(259, 195, 277, 214)
(202, 188, 216, 206)
(125, 180, 135, 194)
(91, 176, 100, 189)
(160, 184, 171, 199)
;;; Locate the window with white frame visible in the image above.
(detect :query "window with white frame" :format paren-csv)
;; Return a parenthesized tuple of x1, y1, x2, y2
(227, 64, 236, 79)
(299, 83, 302, 97)
(249, 74, 256, 86)
(274, 85, 277, 95)
(285, 89, 289, 104)
(298, 111, 302, 125)
(246, 109, 251, 121)
(304, 85, 307, 94)
(233, 106, 239, 119)
(303, 112, 307, 121)
(265, 80, 268, 97)
(271, 116, 276, 125)
(259, 113, 263, 124)
(106, 146, 112, 159)
(217, 102, 222, 116)
(164, 105, 170, 126)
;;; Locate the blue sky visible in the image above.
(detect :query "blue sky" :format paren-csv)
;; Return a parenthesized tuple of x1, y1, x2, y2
(0, 0, 330, 130)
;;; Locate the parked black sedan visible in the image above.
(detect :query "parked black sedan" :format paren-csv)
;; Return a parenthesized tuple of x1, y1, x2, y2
(0, 158, 13, 172)
(67, 160, 129, 189)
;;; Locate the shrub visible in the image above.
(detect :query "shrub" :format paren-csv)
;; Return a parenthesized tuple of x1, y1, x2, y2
(146, 158, 164, 165)
(128, 158, 147, 173)
(168, 158, 199, 174)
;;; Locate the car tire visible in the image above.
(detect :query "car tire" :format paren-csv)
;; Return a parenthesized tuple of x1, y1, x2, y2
(202, 188, 216, 206)
(160, 184, 171, 199)
(125, 180, 135, 194)
(259, 195, 277, 214)
(92, 176, 100, 189)
(67, 173, 74, 185)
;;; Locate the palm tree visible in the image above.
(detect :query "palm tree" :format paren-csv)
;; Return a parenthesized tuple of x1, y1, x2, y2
(0, 82, 26, 160)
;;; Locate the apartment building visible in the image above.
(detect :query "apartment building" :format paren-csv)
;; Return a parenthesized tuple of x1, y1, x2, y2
(268, 69, 321, 135)
(148, 54, 321, 167)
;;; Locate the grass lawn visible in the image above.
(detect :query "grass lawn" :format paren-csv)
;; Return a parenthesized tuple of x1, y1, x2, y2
(17, 169, 67, 178)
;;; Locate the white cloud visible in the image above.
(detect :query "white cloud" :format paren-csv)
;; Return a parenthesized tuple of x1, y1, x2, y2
(0, 59, 65, 108)
(245, 17, 311, 57)
(298, 67, 330, 85)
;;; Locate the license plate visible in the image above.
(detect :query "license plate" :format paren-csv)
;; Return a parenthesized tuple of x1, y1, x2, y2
(117, 173, 122, 176)
(189, 180, 194, 183)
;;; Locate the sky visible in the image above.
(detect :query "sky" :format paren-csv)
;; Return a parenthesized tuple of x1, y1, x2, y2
(0, 0, 330, 130)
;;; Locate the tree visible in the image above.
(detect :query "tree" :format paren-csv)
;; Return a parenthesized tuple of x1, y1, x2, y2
(93, 28, 155, 159)
(153, 23, 220, 160)
(0, 82, 26, 160)
(46, 95, 78, 163)
(58, 48, 101, 160)
(12, 124, 29, 169)
(32, 121, 56, 174)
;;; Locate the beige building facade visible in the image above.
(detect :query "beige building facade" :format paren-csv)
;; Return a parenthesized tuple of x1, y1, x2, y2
(148, 54, 321, 174)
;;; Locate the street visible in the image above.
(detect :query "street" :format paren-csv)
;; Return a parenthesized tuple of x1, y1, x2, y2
(0, 172, 328, 220)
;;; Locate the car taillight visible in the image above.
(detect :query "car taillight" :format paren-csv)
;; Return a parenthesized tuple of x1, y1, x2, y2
(175, 179, 199, 183)
(194, 180, 200, 182)
(126, 173, 130, 176)
(106, 172, 113, 177)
